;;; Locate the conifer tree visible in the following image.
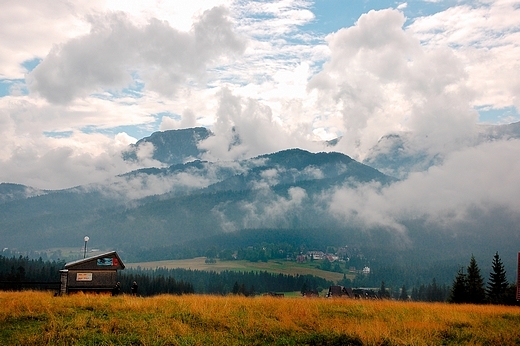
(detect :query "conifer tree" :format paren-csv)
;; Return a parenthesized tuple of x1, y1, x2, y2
(232, 281, 240, 295)
(449, 267, 468, 303)
(300, 281, 309, 295)
(379, 281, 389, 299)
(486, 252, 508, 305)
(504, 283, 518, 306)
(239, 283, 247, 296)
(399, 284, 408, 301)
(466, 255, 486, 304)
(427, 278, 446, 302)
(411, 286, 420, 301)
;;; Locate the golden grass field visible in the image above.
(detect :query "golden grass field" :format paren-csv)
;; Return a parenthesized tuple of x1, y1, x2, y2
(1, 291, 520, 345)
(126, 257, 350, 282)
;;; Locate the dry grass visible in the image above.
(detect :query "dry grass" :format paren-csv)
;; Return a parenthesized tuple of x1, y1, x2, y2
(1, 291, 519, 345)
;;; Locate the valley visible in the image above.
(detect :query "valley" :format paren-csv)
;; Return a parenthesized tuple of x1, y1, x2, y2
(126, 257, 352, 282)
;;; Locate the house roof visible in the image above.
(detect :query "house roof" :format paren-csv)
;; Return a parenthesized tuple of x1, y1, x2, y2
(64, 250, 125, 269)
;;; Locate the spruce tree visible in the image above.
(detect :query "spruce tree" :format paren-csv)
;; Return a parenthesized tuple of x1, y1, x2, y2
(486, 252, 509, 305)
(232, 281, 240, 295)
(466, 255, 486, 304)
(399, 284, 408, 301)
(504, 283, 518, 306)
(300, 281, 309, 295)
(449, 267, 468, 303)
(379, 281, 389, 299)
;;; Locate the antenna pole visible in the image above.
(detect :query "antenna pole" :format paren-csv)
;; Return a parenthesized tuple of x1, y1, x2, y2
(83, 236, 89, 258)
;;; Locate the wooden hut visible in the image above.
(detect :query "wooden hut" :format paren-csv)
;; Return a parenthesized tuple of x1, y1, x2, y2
(59, 251, 125, 294)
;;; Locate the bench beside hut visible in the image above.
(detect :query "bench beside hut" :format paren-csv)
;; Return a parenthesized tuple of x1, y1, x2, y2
(59, 251, 125, 294)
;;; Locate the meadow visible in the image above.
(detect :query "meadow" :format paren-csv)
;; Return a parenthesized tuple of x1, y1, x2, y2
(1, 291, 520, 345)
(127, 257, 350, 282)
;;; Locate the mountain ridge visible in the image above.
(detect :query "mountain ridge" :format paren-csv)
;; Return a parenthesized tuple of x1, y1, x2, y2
(0, 144, 395, 251)
(122, 127, 212, 165)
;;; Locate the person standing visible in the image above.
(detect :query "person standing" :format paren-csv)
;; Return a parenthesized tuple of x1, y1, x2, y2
(131, 281, 138, 296)
(112, 282, 121, 296)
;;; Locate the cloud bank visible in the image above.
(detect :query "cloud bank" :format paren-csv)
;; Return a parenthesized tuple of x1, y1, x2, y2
(329, 139, 520, 231)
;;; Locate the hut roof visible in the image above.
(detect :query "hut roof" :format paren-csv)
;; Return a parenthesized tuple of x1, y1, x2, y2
(64, 251, 125, 269)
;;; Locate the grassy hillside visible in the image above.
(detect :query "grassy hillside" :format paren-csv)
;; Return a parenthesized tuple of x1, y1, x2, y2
(1, 291, 520, 345)
(127, 257, 351, 282)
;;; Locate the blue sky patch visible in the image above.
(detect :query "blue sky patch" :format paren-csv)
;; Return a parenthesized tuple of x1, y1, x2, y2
(477, 106, 520, 124)
(43, 131, 73, 138)
(0, 80, 11, 97)
(0, 79, 28, 97)
(80, 121, 163, 141)
(22, 58, 42, 73)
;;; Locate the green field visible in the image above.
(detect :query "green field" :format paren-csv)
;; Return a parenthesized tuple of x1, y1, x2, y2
(127, 257, 352, 282)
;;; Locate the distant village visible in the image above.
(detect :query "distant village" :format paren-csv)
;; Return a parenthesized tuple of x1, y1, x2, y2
(296, 249, 371, 275)
(217, 244, 372, 275)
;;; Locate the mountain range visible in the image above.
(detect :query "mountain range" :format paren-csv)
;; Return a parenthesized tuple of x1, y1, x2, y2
(0, 140, 394, 250)
(1, 123, 519, 278)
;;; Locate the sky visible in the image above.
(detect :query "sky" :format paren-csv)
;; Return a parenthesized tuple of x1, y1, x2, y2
(1, 0, 520, 191)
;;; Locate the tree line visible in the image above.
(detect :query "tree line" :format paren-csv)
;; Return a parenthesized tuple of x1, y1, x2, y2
(117, 271, 194, 296)
(0, 255, 64, 290)
(120, 267, 333, 296)
(448, 252, 517, 305)
(410, 279, 451, 302)
(0, 255, 332, 296)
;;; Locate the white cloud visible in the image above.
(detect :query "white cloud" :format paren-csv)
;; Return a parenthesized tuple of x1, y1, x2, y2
(0, 0, 94, 79)
(234, 186, 308, 229)
(328, 139, 520, 233)
(408, 0, 520, 111)
(0, 0, 234, 80)
(198, 88, 325, 162)
(0, 133, 134, 190)
(0, 93, 156, 189)
(102, 0, 233, 30)
(236, 0, 315, 38)
(115, 132, 137, 146)
(308, 9, 479, 160)
(96, 168, 213, 200)
(26, 6, 245, 104)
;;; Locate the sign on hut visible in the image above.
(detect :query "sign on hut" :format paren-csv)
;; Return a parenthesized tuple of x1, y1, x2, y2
(59, 251, 125, 294)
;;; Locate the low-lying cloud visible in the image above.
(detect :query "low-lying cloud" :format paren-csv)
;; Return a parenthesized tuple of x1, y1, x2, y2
(327, 138, 520, 240)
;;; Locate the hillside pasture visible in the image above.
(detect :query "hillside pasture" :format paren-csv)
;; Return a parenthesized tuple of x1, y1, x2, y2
(127, 257, 351, 282)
